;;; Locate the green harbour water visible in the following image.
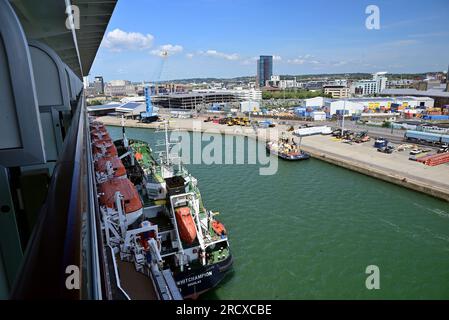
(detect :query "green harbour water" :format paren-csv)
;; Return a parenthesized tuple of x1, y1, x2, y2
(108, 126, 449, 299)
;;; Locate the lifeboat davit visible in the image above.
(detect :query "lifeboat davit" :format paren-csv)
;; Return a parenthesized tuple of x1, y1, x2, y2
(90, 129, 107, 137)
(139, 221, 156, 250)
(95, 156, 127, 178)
(212, 220, 227, 236)
(92, 141, 118, 157)
(91, 131, 112, 143)
(175, 207, 197, 245)
(98, 178, 143, 225)
(90, 124, 107, 132)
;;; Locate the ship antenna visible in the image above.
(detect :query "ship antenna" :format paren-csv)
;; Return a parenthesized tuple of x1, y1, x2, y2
(155, 117, 182, 173)
(164, 119, 170, 166)
(121, 115, 128, 148)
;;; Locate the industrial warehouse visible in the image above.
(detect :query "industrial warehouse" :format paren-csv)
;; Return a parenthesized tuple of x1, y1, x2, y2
(152, 91, 237, 109)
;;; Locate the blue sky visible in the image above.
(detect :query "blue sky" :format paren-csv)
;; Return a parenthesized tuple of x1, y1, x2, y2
(89, 0, 449, 81)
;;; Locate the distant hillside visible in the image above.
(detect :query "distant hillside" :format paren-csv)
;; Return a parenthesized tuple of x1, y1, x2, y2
(279, 72, 430, 80)
(159, 72, 431, 84)
(160, 76, 255, 84)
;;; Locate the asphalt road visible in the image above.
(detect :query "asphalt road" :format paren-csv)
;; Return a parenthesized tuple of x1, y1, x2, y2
(161, 110, 437, 147)
(261, 118, 408, 143)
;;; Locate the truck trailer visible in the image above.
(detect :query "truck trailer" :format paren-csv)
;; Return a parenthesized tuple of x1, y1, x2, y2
(404, 130, 449, 145)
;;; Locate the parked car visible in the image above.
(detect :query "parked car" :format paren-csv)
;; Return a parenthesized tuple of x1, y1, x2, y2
(378, 146, 394, 154)
(410, 149, 422, 155)
(438, 144, 449, 153)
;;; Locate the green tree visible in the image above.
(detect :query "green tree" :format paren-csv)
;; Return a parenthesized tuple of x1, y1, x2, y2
(87, 99, 103, 106)
(262, 90, 330, 100)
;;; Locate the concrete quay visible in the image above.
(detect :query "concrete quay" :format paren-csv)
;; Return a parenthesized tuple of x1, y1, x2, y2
(97, 115, 449, 202)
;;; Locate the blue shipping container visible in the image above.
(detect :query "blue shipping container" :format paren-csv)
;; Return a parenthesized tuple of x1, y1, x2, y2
(423, 115, 449, 121)
(294, 107, 307, 117)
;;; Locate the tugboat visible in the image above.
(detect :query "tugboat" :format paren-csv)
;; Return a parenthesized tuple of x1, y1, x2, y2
(92, 118, 233, 300)
(266, 134, 310, 161)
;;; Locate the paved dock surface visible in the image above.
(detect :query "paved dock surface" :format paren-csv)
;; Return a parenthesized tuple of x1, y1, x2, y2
(299, 135, 449, 200)
(97, 115, 449, 202)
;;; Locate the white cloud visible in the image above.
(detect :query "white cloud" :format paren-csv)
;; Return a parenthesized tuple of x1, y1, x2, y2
(186, 53, 194, 59)
(287, 54, 321, 65)
(103, 28, 154, 52)
(379, 39, 419, 48)
(408, 31, 449, 38)
(287, 58, 306, 65)
(241, 56, 258, 65)
(332, 61, 348, 67)
(273, 55, 282, 61)
(199, 50, 240, 61)
(151, 44, 184, 56)
(390, 39, 419, 46)
(288, 57, 343, 68)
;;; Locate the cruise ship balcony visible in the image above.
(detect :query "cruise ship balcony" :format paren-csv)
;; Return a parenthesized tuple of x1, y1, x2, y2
(0, 0, 124, 300)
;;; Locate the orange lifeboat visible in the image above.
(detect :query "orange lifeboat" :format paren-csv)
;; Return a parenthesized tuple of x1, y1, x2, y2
(91, 131, 111, 142)
(90, 123, 106, 130)
(95, 156, 126, 178)
(98, 178, 143, 225)
(92, 136, 112, 144)
(212, 220, 227, 236)
(175, 207, 197, 245)
(90, 121, 104, 127)
(90, 128, 106, 136)
(92, 141, 118, 157)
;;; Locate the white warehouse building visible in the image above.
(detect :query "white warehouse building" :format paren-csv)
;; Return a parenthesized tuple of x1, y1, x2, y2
(232, 88, 262, 101)
(240, 101, 261, 113)
(393, 96, 434, 109)
(303, 97, 327, 108)
(310, 111, 327, 121)
(325, 96, 435, 116)
(325, 100, 365, 116)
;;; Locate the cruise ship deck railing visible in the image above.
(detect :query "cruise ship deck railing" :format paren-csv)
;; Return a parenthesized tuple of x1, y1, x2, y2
(11, 95, 108, 299)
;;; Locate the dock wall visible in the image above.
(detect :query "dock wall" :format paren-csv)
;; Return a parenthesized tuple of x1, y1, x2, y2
(100, 118, 449, 203)
(301, 145, 449, 203)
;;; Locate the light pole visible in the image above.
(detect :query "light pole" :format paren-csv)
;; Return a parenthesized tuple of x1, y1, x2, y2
(341, 99, 346, 135)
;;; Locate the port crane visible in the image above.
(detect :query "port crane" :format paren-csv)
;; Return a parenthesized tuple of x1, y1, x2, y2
(141, 50, 168, 123)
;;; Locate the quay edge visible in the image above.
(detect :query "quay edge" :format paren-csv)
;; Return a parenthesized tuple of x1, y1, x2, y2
(99, 117, 449, 203)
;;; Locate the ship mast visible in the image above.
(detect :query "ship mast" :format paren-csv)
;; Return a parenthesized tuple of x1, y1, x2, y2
(155, 118, 182, 174)
(121, 115, 128, 148)
(164, 120, 170, 166)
